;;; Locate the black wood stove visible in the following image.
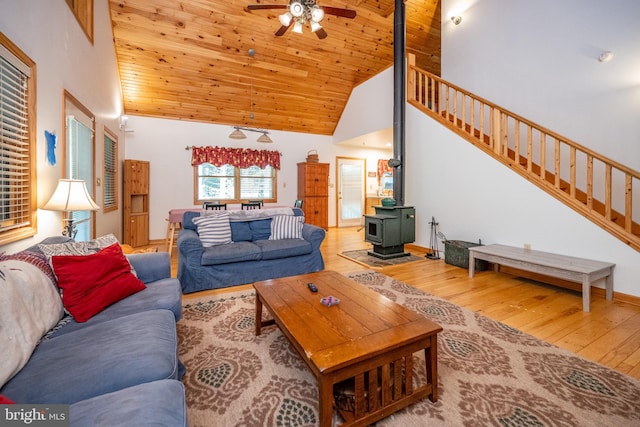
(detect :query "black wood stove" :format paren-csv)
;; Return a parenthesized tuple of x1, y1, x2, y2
(364, 206, 415, 259)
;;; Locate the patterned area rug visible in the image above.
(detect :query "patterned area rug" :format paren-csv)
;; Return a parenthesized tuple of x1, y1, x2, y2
(177, 271, 640, 427)
(339, 249, 424, 268)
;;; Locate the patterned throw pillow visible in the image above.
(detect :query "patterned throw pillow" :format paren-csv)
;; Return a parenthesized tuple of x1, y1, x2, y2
(193, 212, 232, 247)
(39, 233, 137, 279)
(269, 215, 304, 240)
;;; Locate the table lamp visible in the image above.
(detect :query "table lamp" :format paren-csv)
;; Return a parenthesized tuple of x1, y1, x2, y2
(43, 179, 100, 239)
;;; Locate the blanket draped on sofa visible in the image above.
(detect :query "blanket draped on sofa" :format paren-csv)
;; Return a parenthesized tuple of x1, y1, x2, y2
(0, 259, 63, 386)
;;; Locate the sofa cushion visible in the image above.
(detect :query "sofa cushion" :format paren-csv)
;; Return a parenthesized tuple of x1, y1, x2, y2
(51, 243, 146, 323)
(0, 309, 179, 404)
(269, 215, 304, 240)
(43, 277, 182, 340)
(255, 239, 313, 260)
(201, 241, 262, 266)
(193, 212, 233, 247)
(69, 380, 186, 427)
(230, 221, 252, 242)
(249, 219, 272, 241)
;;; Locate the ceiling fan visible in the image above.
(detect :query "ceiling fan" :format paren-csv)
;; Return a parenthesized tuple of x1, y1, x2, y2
(246, 1, 356, 39)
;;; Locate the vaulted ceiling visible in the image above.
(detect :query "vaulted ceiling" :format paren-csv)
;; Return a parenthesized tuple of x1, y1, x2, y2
(108, 0, 441, 136)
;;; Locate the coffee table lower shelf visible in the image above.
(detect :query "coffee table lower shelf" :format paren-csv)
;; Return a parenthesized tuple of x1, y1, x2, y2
(329, 338, 438, 426)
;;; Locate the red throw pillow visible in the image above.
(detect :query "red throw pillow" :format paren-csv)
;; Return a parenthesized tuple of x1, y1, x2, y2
(0, 395, 15, 404)
(51, 243, 146, 322)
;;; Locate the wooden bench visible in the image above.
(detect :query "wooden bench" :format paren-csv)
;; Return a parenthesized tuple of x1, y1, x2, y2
(468, 244, 615, 312)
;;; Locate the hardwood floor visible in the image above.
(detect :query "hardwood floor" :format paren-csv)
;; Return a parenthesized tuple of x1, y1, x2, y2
(163, 226, 640, 380)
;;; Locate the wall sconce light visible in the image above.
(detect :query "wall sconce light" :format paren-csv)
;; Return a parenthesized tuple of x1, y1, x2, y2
(598, 51, 614, 63)
(451, 15, 462, 25)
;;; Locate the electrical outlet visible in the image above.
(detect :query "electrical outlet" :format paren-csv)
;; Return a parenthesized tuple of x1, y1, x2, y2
(524, 243, 531, 250)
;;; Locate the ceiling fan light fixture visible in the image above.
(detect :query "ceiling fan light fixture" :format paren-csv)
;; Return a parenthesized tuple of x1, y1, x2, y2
(311, 6, 324, 22)
(310, 21, 322, 33)
(229, 127, 247, 140)
(279, 12, 292, 26)
(256, 132, 273, 143)
(290, 1, 304, 18)
(292, 20, 304, 34)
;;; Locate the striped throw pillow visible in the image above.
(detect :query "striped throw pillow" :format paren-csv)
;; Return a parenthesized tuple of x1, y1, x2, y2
(269, 215, 304, 240)
(193, 213, 232, 247)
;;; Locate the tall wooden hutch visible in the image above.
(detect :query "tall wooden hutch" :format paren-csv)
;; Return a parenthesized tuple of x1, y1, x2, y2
(297, 162, 329, 229)
(123, 159, 149, 247)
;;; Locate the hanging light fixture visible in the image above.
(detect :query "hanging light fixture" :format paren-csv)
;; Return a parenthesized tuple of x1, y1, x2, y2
(228, 48, 275, 143)
(279, 0, 325, 35)
(256, 132, 273, 143)
(229, 127, 247, 139)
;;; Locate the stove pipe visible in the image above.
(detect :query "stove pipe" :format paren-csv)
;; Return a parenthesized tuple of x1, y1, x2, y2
(392, 0, 406, 206)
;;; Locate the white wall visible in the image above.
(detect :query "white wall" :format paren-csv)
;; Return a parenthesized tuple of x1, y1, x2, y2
(398, 0, 640, 297)
(332, 66, 394, 143)
(0, 0, 125, 253)
(405, 105, 640, 297)
(124, 116, 391, 239)
(442, 0, 640, 169)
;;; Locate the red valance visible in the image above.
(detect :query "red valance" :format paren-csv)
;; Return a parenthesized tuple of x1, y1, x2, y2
(191, 146, 281, 170)
(377, 159, 393, 177)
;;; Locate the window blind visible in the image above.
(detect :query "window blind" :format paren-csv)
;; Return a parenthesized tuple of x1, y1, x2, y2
(0, 52, 31, 232)
(103, 132, 117, 209)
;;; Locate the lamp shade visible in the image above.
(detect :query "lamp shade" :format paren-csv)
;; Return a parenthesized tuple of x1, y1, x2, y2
(229, 127, 247, 140)
(256, 132, 273, 143)
(43, 179, 100, 212)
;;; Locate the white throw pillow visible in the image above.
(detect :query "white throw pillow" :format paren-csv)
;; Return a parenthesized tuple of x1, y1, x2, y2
(193, 212, 232, 247)
(269, 215, 304, 240)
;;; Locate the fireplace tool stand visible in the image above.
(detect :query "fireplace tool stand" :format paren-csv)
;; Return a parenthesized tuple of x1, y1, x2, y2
(426, 216, 440, 260)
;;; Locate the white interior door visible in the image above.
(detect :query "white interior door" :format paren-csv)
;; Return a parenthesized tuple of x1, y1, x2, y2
(337, 157, 365, 227)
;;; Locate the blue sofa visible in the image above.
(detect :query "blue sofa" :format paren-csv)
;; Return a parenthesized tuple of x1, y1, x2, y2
(177, 209, 326, 293)
(0, 237, 186, 426)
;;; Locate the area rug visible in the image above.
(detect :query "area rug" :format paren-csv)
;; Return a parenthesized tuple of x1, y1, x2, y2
(339, 249, 424, 268)
(177, 271, 640, 427)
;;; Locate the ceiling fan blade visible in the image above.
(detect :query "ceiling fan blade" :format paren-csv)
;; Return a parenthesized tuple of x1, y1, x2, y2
(275, 23, 292, 37)
(315, 28, 328, 39)
(322, 6, 357, 19)
(246, 4, 288, 11)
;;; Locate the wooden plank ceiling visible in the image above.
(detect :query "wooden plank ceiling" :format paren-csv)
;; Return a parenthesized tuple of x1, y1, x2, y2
(108, 0, 441, 135)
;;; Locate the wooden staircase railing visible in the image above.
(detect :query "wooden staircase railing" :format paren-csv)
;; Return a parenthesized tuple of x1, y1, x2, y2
(407, 54, 640, 252)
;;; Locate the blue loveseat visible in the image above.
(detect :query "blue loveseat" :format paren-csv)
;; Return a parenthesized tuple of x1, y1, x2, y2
(0, 237, 186, 426)
(177, 208, 326, 293)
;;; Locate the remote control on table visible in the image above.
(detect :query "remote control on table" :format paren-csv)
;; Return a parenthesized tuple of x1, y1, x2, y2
(307, 282, 318, 292)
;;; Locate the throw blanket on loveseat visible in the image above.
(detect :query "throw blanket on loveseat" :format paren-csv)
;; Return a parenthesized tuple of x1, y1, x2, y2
(0, 259, 64, 387)
(221, 207, 295, 222)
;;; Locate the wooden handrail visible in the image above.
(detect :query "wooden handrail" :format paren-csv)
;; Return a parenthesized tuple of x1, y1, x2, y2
(407, 54, 640, 252)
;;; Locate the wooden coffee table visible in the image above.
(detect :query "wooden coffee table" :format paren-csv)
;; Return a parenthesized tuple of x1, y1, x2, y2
(254, 270, 442, 427)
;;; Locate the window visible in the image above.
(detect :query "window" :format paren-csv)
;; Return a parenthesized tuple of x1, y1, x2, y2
(0, 33, 36, 244)
(196, 164, 276, 203)
(103, 126, 118, 212)
(65, 0, 94, 44)
(64, 91, 96, 241)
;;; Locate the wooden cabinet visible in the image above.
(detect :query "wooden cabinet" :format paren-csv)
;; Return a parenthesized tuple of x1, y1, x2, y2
(123, 159, 149, 247)
(297, 162, 329, 229)
(365, 197, 382, 215)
